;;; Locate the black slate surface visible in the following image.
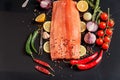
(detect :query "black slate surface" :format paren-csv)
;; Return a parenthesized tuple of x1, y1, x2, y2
(0, 0, 120, 80)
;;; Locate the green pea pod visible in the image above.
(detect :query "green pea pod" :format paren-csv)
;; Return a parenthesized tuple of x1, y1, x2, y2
(31, 30, 39, 54)
(25, 34, 34, 59)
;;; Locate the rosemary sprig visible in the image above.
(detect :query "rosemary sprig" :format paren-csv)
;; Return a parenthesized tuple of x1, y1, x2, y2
(92, 0, 100, 21)
(95, 10, 102, 23)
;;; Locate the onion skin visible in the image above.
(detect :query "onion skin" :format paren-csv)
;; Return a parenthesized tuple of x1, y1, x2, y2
(84, 32, 96, 44)
(86, 21, 98, 32)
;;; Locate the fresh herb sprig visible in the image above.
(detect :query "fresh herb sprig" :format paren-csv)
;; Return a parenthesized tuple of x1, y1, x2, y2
(92, 0, 100, 21)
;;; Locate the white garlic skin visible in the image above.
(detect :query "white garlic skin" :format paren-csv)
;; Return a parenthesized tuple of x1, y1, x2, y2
(84, 32, 96, 44)
(42, 32, 50, 39)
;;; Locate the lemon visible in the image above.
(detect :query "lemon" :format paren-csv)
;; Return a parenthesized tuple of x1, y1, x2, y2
(77, 1, 88, 12)
(80, 45, 86, 57)
(43, 41, 50, 53)
(43, 21, 51, 32)
(35, 13, 46, 23)
(83, 12, 92, 21)
(81, 21, 86, 32)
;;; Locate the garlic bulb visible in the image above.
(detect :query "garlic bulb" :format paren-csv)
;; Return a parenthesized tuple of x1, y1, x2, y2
(42, 32, 50, 39)
(84, 32, 96, 44)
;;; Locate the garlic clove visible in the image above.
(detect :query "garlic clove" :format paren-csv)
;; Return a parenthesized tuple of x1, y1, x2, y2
(84, 32, 96, 44)
(42, 32, 50, 39)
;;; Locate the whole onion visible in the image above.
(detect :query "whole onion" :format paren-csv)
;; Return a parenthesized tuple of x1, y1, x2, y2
(84, 32, 96, 44)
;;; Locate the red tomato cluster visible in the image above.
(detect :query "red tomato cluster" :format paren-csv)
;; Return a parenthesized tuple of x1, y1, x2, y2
(96, 12, 115, 50)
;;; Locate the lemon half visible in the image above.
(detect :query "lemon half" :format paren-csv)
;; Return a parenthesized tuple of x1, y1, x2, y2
(81, 21, 86, 32)
(80, 45, 86, 57)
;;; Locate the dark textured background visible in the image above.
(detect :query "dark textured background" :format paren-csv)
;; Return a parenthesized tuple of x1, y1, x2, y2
(0, 0, 120, 80)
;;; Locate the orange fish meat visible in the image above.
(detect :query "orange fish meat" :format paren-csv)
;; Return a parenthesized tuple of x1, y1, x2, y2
(50, 0, 81, 60)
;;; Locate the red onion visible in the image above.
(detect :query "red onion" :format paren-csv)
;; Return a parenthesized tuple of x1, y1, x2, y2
(84, 32, 96, 44)
(86, 21, 98, 32)
(40, 0, 51, 9)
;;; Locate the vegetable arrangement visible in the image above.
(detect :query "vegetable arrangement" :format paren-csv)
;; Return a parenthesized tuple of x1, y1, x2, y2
(23, 0, 115, 76)
(25, 28, 54, 76)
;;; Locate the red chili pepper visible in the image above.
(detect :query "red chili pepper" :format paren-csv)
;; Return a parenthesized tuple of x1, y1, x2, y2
(77, 50, 103, 70)
(35, 65, 54, 76)
(33, 58, 54, 72)
(70, 52, 98, 65)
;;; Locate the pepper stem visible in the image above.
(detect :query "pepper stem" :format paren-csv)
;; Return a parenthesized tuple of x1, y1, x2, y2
(31, 54, 34, 59)
(50, 73, 55, 76)
(49, 66, 55, 72)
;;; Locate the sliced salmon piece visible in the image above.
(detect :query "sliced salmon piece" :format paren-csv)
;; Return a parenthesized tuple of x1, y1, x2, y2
(50, 0, 81, 60)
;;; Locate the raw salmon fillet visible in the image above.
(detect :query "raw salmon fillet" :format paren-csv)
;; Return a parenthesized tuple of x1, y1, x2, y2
(50, 0, 81, 60)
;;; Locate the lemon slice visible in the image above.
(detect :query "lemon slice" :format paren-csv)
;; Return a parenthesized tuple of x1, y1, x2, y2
(80, 45, 86, 57)
(43, 41, 50, 53)
(35, 13, 46, 23)
(81, 21, 86, 32)
(77, 1, 88, 12)
(43, 21, 51, 32)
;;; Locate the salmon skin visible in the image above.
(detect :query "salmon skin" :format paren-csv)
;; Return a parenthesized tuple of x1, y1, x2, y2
(50, 0, 81, 60)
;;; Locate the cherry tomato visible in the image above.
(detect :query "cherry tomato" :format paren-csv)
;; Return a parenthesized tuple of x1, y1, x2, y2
(102, 43, 109, 50)
(96, 38, 103, 45)
(99, 22, 106, 29)
(104, 36, 111, 43)
(97, 30, 104, 37)
(105, 29, 113, 36)
(107, 19, 115, 28)
(100, 12, 108, 21)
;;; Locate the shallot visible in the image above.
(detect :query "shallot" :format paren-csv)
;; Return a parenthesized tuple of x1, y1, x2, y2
(40, 0, 51, 9)
(86, 21, 98, 32)
(84, 32, 96, 44)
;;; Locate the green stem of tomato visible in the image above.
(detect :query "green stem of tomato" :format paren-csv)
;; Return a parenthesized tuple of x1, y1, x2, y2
(106, 8, 111, 52)
(106, 8, 110, 28)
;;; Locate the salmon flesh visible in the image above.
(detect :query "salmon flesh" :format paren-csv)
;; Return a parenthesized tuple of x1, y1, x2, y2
(50, 0, 81, 60)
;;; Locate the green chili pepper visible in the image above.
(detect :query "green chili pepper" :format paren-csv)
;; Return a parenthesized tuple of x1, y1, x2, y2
(31, 30, 39, 54)
(25, 34, 34, 59)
